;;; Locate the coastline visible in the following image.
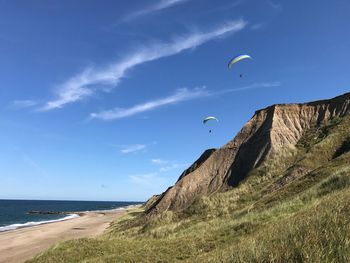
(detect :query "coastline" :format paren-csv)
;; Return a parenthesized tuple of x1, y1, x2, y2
(0, 213, 81, 233)
(0, 205, 138, 263)
(0, 204, 137, 233)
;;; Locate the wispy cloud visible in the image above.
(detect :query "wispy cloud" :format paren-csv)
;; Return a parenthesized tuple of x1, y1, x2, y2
(202, 0, 243, 15)
(213, 81, 281, 96)
(250, 23, 264, 30)
(90, 82, 280, 121)
(40, 19, 247, 111)
(125, 0, 189, 21)
(11, 100, 37, 109)
(120, 144, 147, 154)
(268, 1, 282, 10)
(151, 158, 187, 172)
(129, 158, 189, 188)
(22, 154, 47, 177)
(90, 87, 208, 121)
(151, 159, 170, 165)
(129, 173, 163, 187)
(159, 163, 187, 172)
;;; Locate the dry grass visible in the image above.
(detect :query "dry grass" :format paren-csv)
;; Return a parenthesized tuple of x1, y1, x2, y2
(29, 116, 350, 263)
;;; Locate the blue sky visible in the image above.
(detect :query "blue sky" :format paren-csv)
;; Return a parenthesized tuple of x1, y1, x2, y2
(0, 0, 349, 201)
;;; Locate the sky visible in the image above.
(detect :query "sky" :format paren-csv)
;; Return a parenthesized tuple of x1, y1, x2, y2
(0, 0, 350, 201)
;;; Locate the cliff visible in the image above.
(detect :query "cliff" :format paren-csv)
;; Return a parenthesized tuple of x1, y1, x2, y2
(146, 92, 350, 214)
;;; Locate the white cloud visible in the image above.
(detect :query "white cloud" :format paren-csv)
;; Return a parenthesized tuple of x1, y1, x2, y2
(250, 23, 264, 30)
(151, 159, 170, 165)
(40, 19, 247, 111)
(11, 100, 37, 109)
(215, 82, 281, 95)
(268, 1, 282, 10)
(126, 0, 189, 21)
(153, 0, 188, 10)
(159, 163, 187, 172)
(120, 144, 147, 154)
(129, 173, 162, 186)
(129, 158, 189, 188)
(90, 87, 208, 121)
(90, 82, 280, 121)
(151, 158, 187, 172)
(22, 154, 47, 177)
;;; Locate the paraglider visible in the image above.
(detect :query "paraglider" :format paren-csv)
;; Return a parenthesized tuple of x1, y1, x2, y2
(228, 54, 252, 68)
(203, 116, 219, 133)
(203, 116, 219, 124)
(228, 54, 252, 78)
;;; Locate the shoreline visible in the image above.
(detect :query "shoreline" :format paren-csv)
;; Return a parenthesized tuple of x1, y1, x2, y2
(0, 213, 81, 233)
(0, 205, 139, 263)
(0, 204, 138, 233)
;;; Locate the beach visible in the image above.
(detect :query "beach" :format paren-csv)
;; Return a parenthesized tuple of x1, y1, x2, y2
(0, 208, 127, 263)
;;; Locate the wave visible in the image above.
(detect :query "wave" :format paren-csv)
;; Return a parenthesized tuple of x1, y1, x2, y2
(83, 204, 134, 213)
(95, 207, 125, 212)
(0, 214, 80, 232)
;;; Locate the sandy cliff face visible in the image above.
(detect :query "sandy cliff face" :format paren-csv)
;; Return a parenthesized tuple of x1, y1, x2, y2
(146, 93, 350, 214)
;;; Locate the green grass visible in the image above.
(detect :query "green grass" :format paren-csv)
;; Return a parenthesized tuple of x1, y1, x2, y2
(29, 115, 350, 263)
(318, 173, 350, 197)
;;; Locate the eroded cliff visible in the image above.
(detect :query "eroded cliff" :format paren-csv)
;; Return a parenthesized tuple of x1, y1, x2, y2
(146, 93, 350, 214)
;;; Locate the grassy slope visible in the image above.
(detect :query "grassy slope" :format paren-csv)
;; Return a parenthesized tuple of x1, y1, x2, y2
(30, 116, 350, 263)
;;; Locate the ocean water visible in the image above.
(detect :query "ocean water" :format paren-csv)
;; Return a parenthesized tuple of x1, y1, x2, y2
(0, 199, 140, 232)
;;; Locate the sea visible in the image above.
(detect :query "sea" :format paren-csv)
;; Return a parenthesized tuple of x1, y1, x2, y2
(0, 199, 141, 232)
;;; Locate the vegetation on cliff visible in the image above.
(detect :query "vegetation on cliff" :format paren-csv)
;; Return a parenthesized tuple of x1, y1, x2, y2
(30, 112, 350, 262)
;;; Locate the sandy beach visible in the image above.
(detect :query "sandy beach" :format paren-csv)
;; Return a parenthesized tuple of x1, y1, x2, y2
(0, 208, 127, 263)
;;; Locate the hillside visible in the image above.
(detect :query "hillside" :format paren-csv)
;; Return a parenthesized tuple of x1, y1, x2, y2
(146, 92, 350, 214)
(30, 93, 350, 262)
